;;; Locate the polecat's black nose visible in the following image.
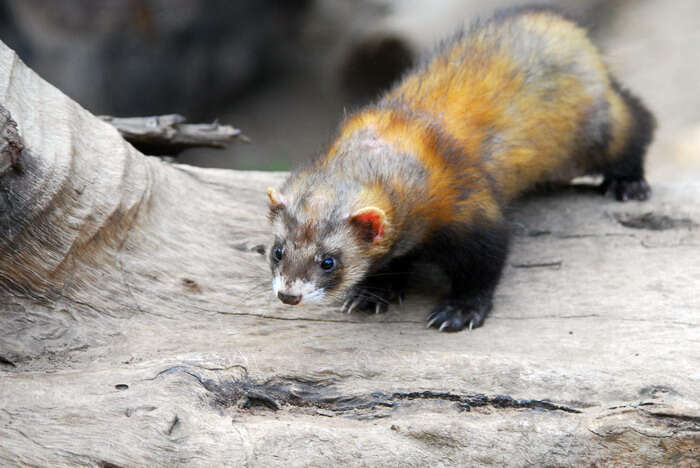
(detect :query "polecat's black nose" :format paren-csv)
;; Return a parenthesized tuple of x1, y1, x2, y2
(278, 291, 302, 305)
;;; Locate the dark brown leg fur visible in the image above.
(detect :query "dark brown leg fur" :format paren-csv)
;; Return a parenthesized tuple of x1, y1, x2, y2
(424, 222, 510, 332)
(341, 256, 413, 314)
(601, 79, 656, 201)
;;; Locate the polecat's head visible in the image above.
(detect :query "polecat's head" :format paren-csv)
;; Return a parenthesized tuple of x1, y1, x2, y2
(266, 186, 387, 306)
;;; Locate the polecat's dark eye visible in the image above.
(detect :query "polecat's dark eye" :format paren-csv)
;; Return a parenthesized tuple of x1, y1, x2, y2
(320, 257, 336, 271)
(272, 247, 284, 262)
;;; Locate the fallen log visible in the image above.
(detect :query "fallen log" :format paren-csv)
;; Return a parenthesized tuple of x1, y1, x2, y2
(0, 40, 698, 467)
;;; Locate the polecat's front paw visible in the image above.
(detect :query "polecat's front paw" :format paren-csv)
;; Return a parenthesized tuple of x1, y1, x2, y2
(426, 296, 492, 332)
(341, 285, 404, 315)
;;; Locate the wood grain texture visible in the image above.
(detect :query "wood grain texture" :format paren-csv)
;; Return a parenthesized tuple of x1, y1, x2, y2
(0, 40, 698, 467)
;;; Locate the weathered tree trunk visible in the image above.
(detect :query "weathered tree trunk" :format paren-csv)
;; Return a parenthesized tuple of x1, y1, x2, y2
(0, 40, 698, 467)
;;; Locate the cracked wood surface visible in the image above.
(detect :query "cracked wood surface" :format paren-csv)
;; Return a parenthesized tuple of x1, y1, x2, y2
(0, 40, 699, 467)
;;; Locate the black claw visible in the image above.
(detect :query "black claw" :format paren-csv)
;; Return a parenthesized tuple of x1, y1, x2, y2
(342, 285, 400, 315)
(426, 298, 491, 332)
(397, 292, 405, 305)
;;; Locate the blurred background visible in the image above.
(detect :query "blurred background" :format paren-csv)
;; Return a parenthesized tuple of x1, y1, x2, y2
(1, 0, 698, 181)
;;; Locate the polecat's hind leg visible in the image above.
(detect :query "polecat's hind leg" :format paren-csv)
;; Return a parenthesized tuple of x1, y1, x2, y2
(601, 81, 655, 201)
(341, 256, 413, 314)
(424, 222, 509, 332)
(602, 178, 651, 202)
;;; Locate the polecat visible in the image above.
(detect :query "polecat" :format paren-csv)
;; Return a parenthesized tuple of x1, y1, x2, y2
(266, 7, 655, 332)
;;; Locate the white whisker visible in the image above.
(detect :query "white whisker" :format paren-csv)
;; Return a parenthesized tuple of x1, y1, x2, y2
(303, 289, 326, 303)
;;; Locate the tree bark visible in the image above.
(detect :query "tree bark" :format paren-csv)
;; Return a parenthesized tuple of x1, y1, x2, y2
(1, 40, 698, 467)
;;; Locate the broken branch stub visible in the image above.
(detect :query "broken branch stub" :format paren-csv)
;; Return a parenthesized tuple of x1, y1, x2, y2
(99, 114, 249, 156)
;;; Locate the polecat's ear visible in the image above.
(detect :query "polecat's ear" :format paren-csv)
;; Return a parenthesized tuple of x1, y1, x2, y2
(267, 187, 287, 213)
(349, 206, 386, 244)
